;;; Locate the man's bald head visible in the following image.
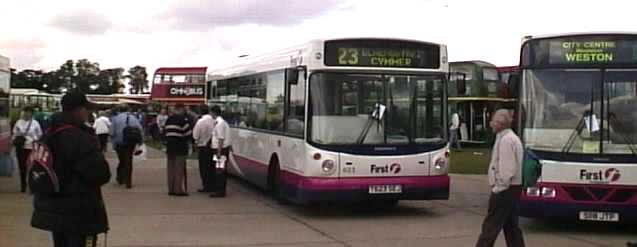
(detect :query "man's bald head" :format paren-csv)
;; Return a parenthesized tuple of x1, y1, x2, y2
(490, 109, 513, 133)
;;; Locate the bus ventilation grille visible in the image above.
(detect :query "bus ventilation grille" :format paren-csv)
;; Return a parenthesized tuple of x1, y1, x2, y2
(562, 186, 636, 203)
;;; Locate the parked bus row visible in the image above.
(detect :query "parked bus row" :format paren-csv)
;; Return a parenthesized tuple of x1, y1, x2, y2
(3, 33, 635, 223)
(204, 34, 636, 223)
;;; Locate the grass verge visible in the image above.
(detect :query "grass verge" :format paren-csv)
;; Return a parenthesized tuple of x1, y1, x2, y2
(449, 148, 491, 174)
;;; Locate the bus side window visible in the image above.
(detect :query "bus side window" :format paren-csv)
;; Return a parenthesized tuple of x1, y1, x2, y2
(286, 70, 306, 136)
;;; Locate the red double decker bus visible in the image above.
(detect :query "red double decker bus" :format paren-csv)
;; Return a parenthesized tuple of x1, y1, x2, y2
(151, 67, 207, 105)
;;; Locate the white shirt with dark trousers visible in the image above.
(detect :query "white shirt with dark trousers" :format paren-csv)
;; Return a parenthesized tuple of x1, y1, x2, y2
(211, 116, 231, 150)
(13, 119, 43, 150)
(93, 116, 111, 135)
(476, 128, 525, 247)
(193, 114, 215, 148)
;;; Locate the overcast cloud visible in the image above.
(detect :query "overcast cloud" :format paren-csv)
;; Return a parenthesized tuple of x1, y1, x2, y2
(162, 0, 343, 30)
(49, 10, 113, 35)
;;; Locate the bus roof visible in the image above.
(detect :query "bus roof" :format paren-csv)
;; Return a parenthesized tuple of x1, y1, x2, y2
(450, 60, 496, 68)
(208, 38, 447, 79)
(523, 32, 637, 41)
(154, 67, 207, 75)
(496, 66, 519, 72)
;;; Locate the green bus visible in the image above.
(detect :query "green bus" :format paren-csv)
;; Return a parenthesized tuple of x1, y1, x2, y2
(448, 61, 515, 145)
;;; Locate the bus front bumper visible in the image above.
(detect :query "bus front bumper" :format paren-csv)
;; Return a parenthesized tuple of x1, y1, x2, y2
(280, 174, 450, 204)
(520, 200, 637, 223)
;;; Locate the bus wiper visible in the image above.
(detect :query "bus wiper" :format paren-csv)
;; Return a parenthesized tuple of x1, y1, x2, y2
(356, 103, 386, 144)
(562, 111, 592, 153)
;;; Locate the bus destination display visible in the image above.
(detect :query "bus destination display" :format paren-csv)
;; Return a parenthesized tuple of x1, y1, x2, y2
(324, 40, 440, 69)
(548, 38, 637, 65)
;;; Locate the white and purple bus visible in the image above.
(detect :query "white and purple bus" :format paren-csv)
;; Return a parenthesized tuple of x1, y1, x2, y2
(517, 33, 637, 222)
(207, 38, 450, 205)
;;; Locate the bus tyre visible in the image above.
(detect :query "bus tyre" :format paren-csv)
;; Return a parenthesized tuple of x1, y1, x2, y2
(269, 160, 289, 205)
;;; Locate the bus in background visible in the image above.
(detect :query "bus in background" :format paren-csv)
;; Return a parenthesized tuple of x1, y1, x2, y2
(0, 55, 11, 154)
(448, 61, 515, 144)
(517, 33, 637, 223)
(497, 65, 520, 100)
(207, 38, 450, 205)
(151, 67, 207, 106)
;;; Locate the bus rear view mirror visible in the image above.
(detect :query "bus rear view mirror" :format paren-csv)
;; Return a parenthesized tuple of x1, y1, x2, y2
(286, 68, 299, 85)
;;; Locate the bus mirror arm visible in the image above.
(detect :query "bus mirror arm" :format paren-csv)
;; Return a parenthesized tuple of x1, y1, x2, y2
(296, 65, 307, 80)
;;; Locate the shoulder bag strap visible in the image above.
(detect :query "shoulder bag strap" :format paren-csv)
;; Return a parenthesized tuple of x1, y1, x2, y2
(20, 120, 33, 136)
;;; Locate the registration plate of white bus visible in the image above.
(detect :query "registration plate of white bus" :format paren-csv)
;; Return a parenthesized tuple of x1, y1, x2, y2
(368, 185, 402, 194)
(579, 211, 619, 222)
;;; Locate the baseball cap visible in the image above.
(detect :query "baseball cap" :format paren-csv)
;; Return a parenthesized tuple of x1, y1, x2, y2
(61, 91, 94, 111)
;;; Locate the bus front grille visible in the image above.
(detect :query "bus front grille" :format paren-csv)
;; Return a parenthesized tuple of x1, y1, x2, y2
(562, 186, 636, 203)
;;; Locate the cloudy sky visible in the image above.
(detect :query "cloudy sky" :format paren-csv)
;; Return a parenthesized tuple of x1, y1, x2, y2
(2, 0, 636, 73)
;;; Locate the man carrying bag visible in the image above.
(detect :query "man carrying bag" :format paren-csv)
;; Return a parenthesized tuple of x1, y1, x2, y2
(209, 105, 231, 198)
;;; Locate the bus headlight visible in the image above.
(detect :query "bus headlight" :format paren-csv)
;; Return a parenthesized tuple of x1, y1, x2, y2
(541, 187, 556, 198)
(526, 187, 540, 197)
(322, 159, 336, 175)
(432, 151, 449, 175)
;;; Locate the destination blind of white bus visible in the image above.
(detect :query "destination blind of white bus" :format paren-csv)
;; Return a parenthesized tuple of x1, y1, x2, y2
(560, 41, 618, 63)
(338, 48, 425, 67)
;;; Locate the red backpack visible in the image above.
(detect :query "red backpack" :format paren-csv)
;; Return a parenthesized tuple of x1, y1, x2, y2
(26, 125, 75, 194)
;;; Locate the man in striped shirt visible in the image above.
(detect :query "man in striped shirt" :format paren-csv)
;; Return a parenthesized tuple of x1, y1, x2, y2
(164, 103, 192, 196)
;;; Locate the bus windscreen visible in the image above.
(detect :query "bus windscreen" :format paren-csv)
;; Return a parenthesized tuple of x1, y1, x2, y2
(523, 35, 637, 67)
(324, 39, 440, 69)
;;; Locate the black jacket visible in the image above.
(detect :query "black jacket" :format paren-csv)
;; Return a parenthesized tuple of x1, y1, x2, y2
(164, 113, 192, 156)
(31, 112, 111, 235)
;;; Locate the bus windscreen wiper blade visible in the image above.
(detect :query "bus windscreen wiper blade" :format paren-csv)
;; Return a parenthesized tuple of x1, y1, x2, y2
(357, 103, 386, 144)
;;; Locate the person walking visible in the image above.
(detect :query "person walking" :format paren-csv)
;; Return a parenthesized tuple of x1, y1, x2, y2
(210, 105, 231, 198)
(93, 110, 112, 153)
(156, 107, 169, 149)
(31, 92, 111, 247)
(111, 105, 143, 189)
(192, 105, 215, 193)
(476, 109, 525, 247)
(449, 111, 461, 150)
(164, 104, 192, 196)
(12, 106, 42, 192)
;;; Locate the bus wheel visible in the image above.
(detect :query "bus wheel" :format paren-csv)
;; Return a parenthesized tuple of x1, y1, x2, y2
(268, 159, 288, 204)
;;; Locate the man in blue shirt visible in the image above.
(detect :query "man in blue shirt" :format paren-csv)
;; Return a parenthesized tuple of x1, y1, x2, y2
(111, 105, 143, 188)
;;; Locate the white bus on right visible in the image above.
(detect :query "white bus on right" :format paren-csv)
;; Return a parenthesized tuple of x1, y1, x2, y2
(517, 33, 637, 223)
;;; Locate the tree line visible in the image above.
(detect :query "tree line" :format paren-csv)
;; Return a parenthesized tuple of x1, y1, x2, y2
(10, 59, 150, 94)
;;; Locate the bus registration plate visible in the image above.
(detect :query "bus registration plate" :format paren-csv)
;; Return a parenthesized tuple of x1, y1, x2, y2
(369, 185, 402, 194)
(579, 211, 619, 222)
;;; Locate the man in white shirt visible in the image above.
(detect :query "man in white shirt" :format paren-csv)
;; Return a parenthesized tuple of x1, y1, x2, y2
(12, 106, 43, 192)
(476, 109, 525, 247)
(192, 105, 215, 193)
(93, 111, 112, 152)
(210, 105, 231, 197)
(449, 112, 461, 150)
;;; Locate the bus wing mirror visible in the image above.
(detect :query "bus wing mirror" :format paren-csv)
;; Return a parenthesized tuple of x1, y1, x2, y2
(286, 66, 306, 85)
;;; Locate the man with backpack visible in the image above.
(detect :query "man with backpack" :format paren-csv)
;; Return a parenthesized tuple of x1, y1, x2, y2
(111, 105, 143, 189)
(31, 91, 111, 247)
